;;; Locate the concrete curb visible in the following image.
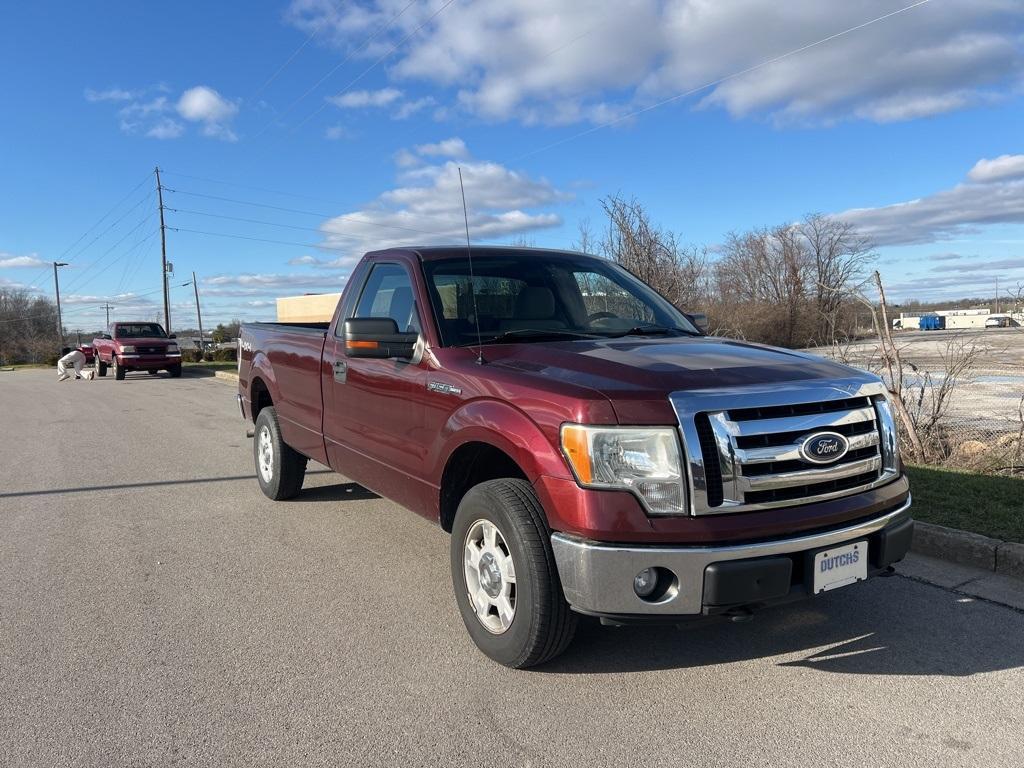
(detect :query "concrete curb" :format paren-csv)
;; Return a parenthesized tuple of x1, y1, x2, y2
(912, 521, 1024, 580)
(214, 370, 239, 384)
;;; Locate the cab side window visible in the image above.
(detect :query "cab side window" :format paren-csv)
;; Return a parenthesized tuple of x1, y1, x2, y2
(353, 263, 422, 333)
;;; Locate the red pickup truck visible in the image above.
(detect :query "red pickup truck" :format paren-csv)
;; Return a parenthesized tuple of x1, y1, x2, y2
(238, 246, 912, 668)
(92, 322, 183, 380)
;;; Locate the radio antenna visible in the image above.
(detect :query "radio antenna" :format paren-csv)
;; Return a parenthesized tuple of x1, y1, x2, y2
(458, 167, 485, 365)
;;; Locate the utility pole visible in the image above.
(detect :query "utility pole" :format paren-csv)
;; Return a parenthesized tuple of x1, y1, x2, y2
(191, 271, 205, 351)
(995, 277, 1000, 314)
(155, 166, 171, 333)
(100, 303, 114, 327)
(53, 261, 68, 351)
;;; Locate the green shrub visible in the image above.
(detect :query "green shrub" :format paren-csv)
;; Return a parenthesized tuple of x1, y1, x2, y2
(213, 347, 237, 362)
(181, 349, 204, 363)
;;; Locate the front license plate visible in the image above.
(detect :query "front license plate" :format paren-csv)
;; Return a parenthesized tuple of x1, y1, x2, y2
(813, 540, 867, 594)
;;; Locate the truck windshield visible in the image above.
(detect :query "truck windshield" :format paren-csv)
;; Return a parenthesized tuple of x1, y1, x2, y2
(422, 253, 700, 347)
(114, 323, 167, 339)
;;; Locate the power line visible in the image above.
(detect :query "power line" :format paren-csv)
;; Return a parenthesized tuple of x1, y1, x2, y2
(161, 170, 353, 207)
(68, 228, 160, 296)
(166, 207, 374, 240)
(256, 0, 420, 136)
(253, 7, 332, 99)
(166, 226, 358, 254)
(163, 186, 453, 235)
(63, 210, 158, 294)
(293, 0, 457, 132)
(510, 0, 934, 163)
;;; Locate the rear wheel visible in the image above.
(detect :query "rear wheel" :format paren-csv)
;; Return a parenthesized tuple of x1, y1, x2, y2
(253, 406, 307, 500)
(450, 478, 577, 668)
(113, 355, 125, 380)
(95, 354, 107, 377)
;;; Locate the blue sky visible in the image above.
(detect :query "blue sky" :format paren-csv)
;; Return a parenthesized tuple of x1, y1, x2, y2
(2, 0, 1023, 330)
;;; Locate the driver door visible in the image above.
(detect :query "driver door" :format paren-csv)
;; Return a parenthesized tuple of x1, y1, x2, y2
(322, 261, 430, 501)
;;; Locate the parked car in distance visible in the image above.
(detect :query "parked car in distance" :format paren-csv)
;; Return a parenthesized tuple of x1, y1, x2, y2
(238, 246, 912, 668)
(92, 322, 183, 380)
(985, 315, 1018, 329)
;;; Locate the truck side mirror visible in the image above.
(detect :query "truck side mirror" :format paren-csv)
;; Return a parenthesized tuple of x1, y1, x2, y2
(687, 313, 710, 334)
(344, 318, 419, 360)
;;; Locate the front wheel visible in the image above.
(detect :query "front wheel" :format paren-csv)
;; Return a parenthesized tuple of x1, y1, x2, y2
(96, 355, 107, 377)
(450, 479, 577, 668)
(253, 406, 307, 500)
(113, 356, 125, 380)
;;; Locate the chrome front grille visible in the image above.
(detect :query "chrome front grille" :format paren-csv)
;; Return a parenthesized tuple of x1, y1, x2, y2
(670, 378, 900, 515)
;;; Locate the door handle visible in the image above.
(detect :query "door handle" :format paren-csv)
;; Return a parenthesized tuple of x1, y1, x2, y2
(333, 360, 348, 383)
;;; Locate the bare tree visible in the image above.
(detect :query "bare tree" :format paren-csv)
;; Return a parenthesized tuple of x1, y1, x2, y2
(598, 194, 708, 312)
(571, 218, 597, 255)
(800, 213, 876, 344)
(715, 225, 811, 348)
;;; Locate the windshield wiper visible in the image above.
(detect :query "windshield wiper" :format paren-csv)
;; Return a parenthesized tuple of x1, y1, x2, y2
(603, 324, 701, 338)
(475, 329, 600, 345)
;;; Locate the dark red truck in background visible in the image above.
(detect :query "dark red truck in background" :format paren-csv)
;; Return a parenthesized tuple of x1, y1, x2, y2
(93, 322, 183, 380)
(238, 246, 912, 668)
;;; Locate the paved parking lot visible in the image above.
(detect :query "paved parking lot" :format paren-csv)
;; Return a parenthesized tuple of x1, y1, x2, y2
(1, 368, 1022, 767)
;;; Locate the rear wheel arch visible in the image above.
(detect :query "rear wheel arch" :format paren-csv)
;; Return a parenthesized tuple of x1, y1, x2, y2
(250, 376, 273, 419)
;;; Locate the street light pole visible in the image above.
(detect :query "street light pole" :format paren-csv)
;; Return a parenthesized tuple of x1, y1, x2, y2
(53, 261, 68, 352)
(191, 271, 205, 352)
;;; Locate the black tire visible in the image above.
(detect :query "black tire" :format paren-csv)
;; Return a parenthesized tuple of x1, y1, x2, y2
(253, 406, 307, 500)
(450, 478, 577, 668)
(96, 355, 107, 377)
(168, 364, 182, 378)
(148, 370, 159, 376)
(114, 356, 126, 380)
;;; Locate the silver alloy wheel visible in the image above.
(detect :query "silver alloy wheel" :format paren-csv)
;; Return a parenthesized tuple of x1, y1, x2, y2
(464, 519, 517, 634)
(257, 425, 274, 483)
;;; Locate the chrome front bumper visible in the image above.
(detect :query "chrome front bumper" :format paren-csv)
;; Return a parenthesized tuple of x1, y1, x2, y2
(550, 496, 912, 616)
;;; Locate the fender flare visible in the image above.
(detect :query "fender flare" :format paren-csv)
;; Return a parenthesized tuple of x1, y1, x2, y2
(430, 399, 570, 485)
(248, 351, 282, 410)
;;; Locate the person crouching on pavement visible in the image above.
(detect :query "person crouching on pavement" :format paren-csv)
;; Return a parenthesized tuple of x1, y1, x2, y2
(56, 347, 87, 381)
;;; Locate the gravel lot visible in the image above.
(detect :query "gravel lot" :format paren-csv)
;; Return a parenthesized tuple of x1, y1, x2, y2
(1, 368, 1022, 767)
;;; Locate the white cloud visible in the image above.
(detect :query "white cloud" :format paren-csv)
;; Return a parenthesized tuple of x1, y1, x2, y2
(89, 85, 239, 141)
(0, 253, 46, 269)
(287, 0, 1024, 126)
(177, 86, 239, 123)
(324, 124, 350, 140)
(967, 154, 1024, 183)
(146, 119, 185, 140)
(288, 255, 321, 266)
(414, 137, 468, 159)
(328, 88, 403, 108)
(314, 144, 566, 257)
(394, 96, 436, 119)
(836, 157, 1024, 246)
(84, 87, 136, 102)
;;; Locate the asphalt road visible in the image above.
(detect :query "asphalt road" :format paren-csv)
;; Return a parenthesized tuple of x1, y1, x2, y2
(1, 368, 1022, 767)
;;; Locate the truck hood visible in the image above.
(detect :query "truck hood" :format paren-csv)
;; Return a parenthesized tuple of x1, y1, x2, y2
(485, 336, 873, 422)
(115, 337, 175, 346)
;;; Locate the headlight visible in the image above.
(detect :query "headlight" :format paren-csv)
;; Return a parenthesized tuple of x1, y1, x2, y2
(560, 425, 685, 515)
(120, 345, 136, 353)
(167, 343, 179, 353)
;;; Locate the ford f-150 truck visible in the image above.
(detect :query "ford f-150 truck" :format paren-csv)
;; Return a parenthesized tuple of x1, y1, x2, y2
(238, 246, 912, 668)
(93, 322, 183, 380)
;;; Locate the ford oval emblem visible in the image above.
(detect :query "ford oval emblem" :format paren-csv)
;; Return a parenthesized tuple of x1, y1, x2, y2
(800, 431, 849, 464)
